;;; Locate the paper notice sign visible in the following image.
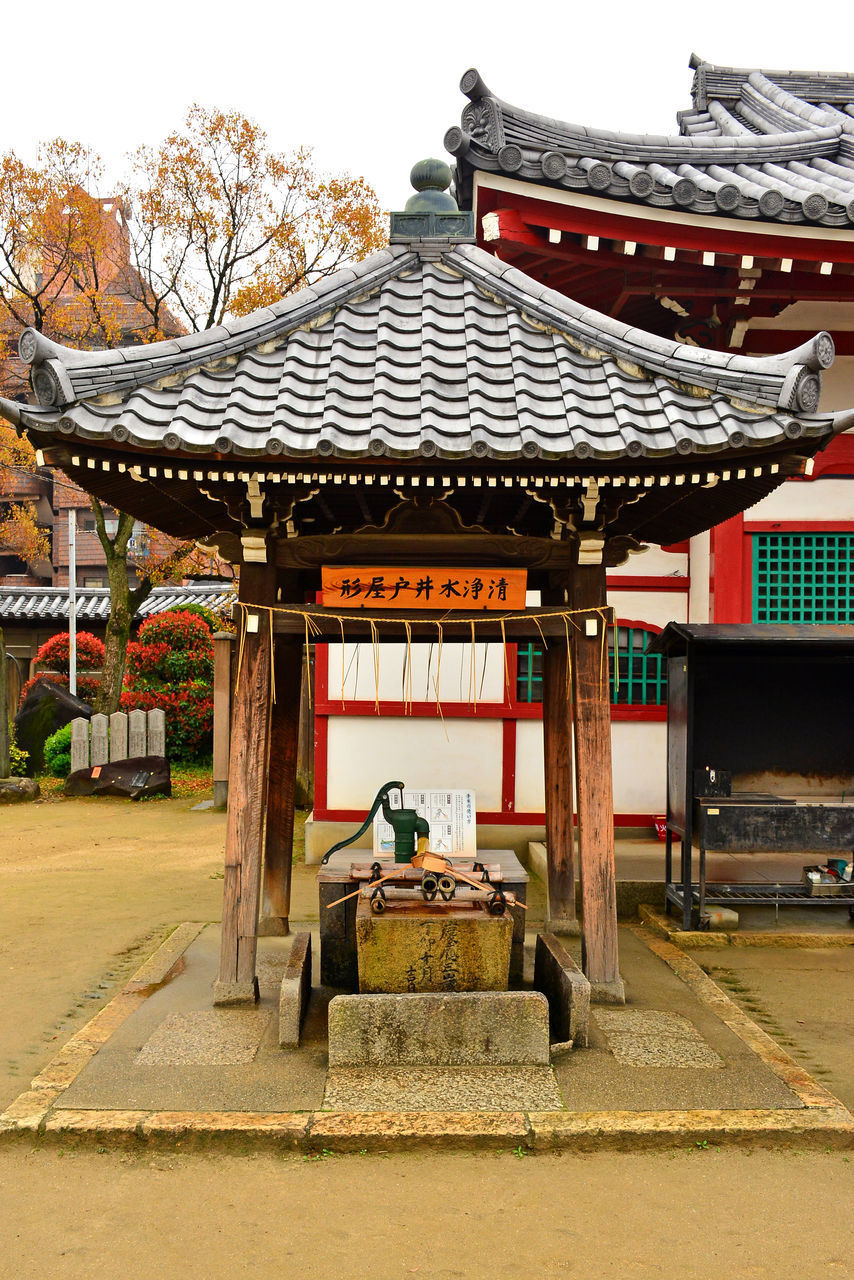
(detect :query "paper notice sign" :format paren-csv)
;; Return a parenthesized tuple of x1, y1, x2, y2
(373, 788, 476, 858)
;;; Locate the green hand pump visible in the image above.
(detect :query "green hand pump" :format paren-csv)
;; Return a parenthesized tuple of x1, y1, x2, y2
(320, 781, 430, 864)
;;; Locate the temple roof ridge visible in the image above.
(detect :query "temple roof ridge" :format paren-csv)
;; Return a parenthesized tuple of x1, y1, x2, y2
(8, 240, 837, 418)
(1, 240, 844, 464)
(447, 63, 854, 227)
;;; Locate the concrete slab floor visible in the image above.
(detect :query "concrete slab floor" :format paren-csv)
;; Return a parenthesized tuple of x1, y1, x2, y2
(59, 928, 329, 1114)
(48, 922, 810, 1122)
(551, 928, 802, 1113)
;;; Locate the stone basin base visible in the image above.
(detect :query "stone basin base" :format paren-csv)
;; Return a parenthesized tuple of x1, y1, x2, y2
(355, 897, 512, 993)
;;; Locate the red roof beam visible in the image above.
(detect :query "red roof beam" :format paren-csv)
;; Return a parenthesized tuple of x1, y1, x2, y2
(476, 186, 854, 266)
(484, 209, 854, 292)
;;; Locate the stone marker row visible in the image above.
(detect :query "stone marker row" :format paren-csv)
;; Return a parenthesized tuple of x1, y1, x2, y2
(70, 709, 166, 772)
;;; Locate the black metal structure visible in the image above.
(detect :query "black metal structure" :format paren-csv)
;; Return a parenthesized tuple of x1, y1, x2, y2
(648, 624, 854, 928)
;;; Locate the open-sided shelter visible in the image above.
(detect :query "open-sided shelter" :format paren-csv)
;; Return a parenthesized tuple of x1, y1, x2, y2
(1, 164, 849, 1000)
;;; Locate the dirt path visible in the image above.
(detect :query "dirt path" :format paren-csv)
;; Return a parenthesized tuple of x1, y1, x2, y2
(695, 946, 854, 1111)
(0, 796, 321, 1110)
(2, 797, 854, 1278)
(1, 1146, 853, 1279)
(0, 796, 226, 1108)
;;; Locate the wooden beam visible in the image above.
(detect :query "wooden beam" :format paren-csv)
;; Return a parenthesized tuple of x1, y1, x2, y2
(215, 560, 276, 1004)
(212, 631, 234, 810)
(570, 563, 624, 1002)
(263, 605, 622, 643)
(542, 632, 578, 932)
(259, 636, 302, 936)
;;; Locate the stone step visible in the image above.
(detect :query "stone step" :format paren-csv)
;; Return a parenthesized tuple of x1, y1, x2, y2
(328, 991, 550, 1068)
(323, 1064, 563, 1112)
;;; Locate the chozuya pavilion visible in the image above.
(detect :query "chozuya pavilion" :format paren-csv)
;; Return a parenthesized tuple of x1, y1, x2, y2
(2, 162, 850, 1002)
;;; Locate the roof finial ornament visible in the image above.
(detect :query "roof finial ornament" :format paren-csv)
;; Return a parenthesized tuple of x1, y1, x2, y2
(389, 159, 474, 248)
(405, 159, 458, 213)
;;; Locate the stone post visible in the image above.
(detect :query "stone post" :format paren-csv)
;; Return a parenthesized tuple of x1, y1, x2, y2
(148, 708, 166, 758)
(109, 712, 128, 762)
(90, 713, 109, 767)
(128, 708, 147, 757)
(70, 718, 90, 774)
(213, 631, 234, 809)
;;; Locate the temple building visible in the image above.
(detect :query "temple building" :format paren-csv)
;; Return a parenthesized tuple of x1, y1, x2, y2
(1, 147, 848, 990)
(308, 55, 854, 840)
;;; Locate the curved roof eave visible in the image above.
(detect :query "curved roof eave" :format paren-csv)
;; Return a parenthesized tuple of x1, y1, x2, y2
(0, 240, 845, 467)
(448, 65, 854, 229)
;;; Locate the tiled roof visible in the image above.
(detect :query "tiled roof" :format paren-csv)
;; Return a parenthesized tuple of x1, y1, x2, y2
(446, 61, 854, 227)
(1, 242, 847, 464)
(0, 583, 235, 623)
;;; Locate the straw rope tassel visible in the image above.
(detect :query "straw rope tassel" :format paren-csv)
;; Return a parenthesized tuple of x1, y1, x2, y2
(562, 612, 572, 700)
(403, 620, 413, 714)
(235, 603, 248, 687)
(370, 619, 380, 713)
(612, 607, 620, 700)
(268, 607, 276, 706)
(433, 622, 449, 741)
(469, 621, 477, 714)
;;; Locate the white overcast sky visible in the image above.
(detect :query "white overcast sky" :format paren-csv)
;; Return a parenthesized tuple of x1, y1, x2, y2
(5, 0, 853, 211)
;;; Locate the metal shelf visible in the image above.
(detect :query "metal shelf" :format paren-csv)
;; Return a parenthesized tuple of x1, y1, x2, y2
(666, 882, 854, 910)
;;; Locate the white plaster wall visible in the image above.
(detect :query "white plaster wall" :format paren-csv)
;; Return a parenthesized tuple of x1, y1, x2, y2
(606, 590, 687, 629)
(513, 718, 666, 814)
(745, 477, 854, 523)
(515, 719, 545, 811)
(610, 545, 689, 576)
(326, 641, 506, 703)
(612, 722, 668, 814)
(325, 716, 504, 810)
(688, 531, 711, 623)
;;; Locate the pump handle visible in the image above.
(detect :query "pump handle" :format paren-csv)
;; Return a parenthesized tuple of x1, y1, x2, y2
(320, 780, 405, 864)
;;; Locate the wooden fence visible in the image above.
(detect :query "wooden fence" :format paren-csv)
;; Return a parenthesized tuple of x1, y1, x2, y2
(70, 709, 166, 772)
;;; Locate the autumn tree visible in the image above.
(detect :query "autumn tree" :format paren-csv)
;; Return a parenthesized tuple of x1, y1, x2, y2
(0, 141, 143, 391)
(90, 507, 224, 714)
(1, 108, 385, 717)
(123, 106, 386, 333)
(0, 427, 50, 774)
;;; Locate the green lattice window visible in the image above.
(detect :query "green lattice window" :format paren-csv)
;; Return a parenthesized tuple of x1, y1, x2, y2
(753, 533, 854, 623)
(516, 643, 544, 703)
(515, 625, 666, 705)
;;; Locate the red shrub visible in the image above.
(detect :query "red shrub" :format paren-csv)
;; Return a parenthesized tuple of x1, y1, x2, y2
(138, 610, 212, 650)
(121, 612, 215, 761)
(34, 631, 104, 674)
(119, 686, 213, 760)
(130, 612, 214, 685)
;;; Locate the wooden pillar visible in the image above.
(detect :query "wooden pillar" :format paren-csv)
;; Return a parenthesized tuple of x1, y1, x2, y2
(570, 561, 624, 1002)
(295, 647, 314, 809)
(214, 561, 276, 1004)
(258, 636, 303, 936)
(542, 623, 578, 934)
(212, 631, 234, 810)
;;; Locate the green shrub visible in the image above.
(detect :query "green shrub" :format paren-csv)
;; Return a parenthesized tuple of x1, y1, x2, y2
(43, 723, 73, 778)
(8, 722, 28, 775)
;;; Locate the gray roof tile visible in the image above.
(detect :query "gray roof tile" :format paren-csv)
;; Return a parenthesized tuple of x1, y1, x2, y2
(450, 62, 854, 228)
(2, 242, 845, 465)
(0, 584, 235, 624)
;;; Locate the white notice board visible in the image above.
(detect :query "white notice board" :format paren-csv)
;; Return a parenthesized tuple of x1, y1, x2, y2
(373, 789, 477, 858)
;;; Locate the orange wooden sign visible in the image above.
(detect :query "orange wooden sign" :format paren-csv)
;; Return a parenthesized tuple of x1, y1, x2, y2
(321, 567, 527, 610)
